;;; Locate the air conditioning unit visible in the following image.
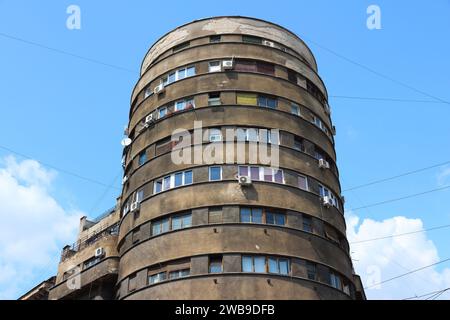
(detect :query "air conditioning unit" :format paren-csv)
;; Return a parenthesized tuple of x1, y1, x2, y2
(123, 127, 129, 136)
(263, 40, 275, 47)
(145, 114, 154, 125)
(130, 202, 140, 212)
(122, 175, 128, 185)
(121, 155, 126, 167)
(322, 196, 333, 208)
(318, 159, 330, 169)
(154, 83, 165, 94)
(222, 60, 234, 70)
(94, 247, 104, 257)
(238, 175, 252, 186)
(331, 126, 336, 136)
(341, 196, 346, 204)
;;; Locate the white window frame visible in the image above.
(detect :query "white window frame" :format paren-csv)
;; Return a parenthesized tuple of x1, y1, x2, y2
(291, 103, 300, 116)
(208, 60, 222, 72)
(298, 174, 309, 191)
(159, 107, 168, 119)
(209, 166, 222, 181)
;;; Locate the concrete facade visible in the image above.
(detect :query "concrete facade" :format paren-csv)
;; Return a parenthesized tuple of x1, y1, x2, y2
(42, 16, 365, 300)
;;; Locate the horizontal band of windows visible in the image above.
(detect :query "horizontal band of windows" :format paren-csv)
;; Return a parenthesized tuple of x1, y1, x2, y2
(119, 253, 353, 299)
(125, 128, 338, 184)
(121, 165, 343, 219)
(131, 65, 329, 125)
(118, 218, 350, 265)
(120, 273, 352, 300)
(139, 34, 317, 84)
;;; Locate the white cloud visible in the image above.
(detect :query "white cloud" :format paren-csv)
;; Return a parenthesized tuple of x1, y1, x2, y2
(0, 156, 82, 299)
(347, 212, 450, 300)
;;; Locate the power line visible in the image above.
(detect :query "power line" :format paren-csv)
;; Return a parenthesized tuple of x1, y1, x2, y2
(343, 160, 450, 192)
(403, 287, 450, 300)
(349, 185, 450, 211)
(0, 144, 121, 190)
(426, 288, 450, 300)
(0, 31, 136, 74)
(364, 258, 450, 289)
(330, 95, 447, 104)
(303, 37, 450, 105)
(349, 223, 450, 244)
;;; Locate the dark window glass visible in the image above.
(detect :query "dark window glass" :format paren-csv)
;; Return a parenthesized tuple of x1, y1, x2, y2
(242, 35, 262, 44)
(210, 35, 221, 43)
(173, 41, 190, 52)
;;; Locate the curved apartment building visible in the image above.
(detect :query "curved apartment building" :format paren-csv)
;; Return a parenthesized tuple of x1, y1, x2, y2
(45, 16, 365, 300)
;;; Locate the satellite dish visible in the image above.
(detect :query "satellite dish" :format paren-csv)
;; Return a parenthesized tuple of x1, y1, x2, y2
(121, 137, 132, 146)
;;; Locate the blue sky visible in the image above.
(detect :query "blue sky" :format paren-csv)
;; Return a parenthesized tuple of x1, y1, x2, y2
(0, 0, 449, 299)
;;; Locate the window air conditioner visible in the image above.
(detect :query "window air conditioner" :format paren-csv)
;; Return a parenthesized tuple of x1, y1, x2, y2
(238, 175, 252, 186)
(130, 202, 140, 212)
(322, 196, 333, 208)
(318, 159, 330, 169)
(154, 83, 165, 94)
(222, 60, 234, 70)
(94, 247, 104, 257)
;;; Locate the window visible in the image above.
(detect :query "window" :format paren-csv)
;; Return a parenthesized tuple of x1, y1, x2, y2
(184, 170, 193, 184)
(208, 207, 223, 224)
(209, 256, 223, 273)
(291, 103, 300, 116)
(149, 271, 166, 284)
(209, 128, 222, 142)
(209, 166, 222, 181)
(268, 257, 290, 275)
(154, 170, 193, 193)
(128, 273, 137, 292)
(138, 151, 147, 166)
(330, 272, 342, 290)
(266, 211, 286, 225)
(258, 95, 277, 109)
(173, 41, 190, 52)
(242, 35, 262, 44)
(242, 256, 266, 273)
(208, 61, 221, 72)
(169, 269, 190, 279)
(303, 215, 313, 233)
(175, 98, 195, 111)
(238, 166, 284, 183)
(240, 207, 263, 223)
(208, 92, 221, 106)
(152, 218, 169, 235)
(234, 60, 257, 72)
(298, 175, 308, 191)
(154, 180, 162, 193)
(306, 262, 317, 280)
(132, 227, 140, 243)
(171, 213, 192, 230)
(312, 116, 328, 134)
(237, 93, 257, 105)
(159, 107, 167, 119)
(287, 70, 298, 84)
(162, 66, 196, 86)
(293, 137, 305, 152)
(210, 35, 221, 43)
(256, 61, 275, 75)
(144, 87, 153, 99)
(84, 256, 101, 269)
